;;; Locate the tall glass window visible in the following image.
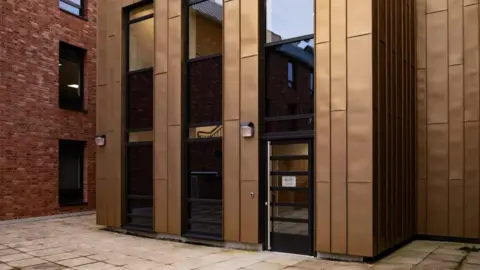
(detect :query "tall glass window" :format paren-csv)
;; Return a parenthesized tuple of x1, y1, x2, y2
(125, 3, 154, 231)
(264, 0, 314, 135)
(59, 42, 85, 111)
(185, 0, 223, 239)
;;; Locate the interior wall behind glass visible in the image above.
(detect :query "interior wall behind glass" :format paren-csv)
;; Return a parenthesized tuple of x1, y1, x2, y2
(129, 18, 154, 71)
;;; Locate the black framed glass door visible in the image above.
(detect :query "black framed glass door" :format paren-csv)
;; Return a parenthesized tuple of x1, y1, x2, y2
(267, 140, 314, 255)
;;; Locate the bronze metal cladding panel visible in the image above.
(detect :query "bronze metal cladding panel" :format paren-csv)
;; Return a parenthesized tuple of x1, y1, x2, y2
(122, 0, 134, 7)
(448, 0, 463, 65)
(347, 0, 372, 37)
(107, 0, 121, 38)
(240, 0, 258, 58)
(96, 86, 108, 180)
(316, 42, 330, 184)
(316, 0, 330, 44)
(448, 66, 464, 180)
(465, 0, 479, 5)
(96, 178, 107, 226)
(154, 179, 168, 233)
(449, 180, 464, 237)
(372, 0, 417, 254)
(223, 120, 240, 241)
(426, 124, 449, 236)
(464, 122, 479, 238)
(316, 182, 331, 252)
(331, 0, 346, 111)
(416, 0, 426, 69)
(331, 111, 347, 254)
(223, 0, 241, 242)
(105, 0, 124, 229)
(154, 74, 168, 180)
(97, 0, 108, 86)
(417, 178, 427, 234)
(169, 0, 181, 18)
(463, 0, 478, 6)
(224, 0, 240, 121)
(315, 40, 330, 252)
(240, 181, 258, 244)
(240, 56, 258, 182)
(168, 17, 182, 126)
(347, 34, 373, 183)
(111, 81, 123, 228)
(463, 5, 479, 122)
(347, 183, 373, 257)
(155, 0, 168, 74)
(426, 11, 448, 125)
(426, 0, 447, 13)
(417, 70, 427, 180)
(105, 2, 124, 230)
(167, 125, 182, 235)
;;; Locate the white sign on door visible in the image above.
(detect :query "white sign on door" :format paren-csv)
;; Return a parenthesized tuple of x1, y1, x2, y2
(282, 176, 296, 187)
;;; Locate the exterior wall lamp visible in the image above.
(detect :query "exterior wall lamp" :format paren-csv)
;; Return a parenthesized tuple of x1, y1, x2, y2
(240, 122, 254, 138)
(95, 135, 106, 147)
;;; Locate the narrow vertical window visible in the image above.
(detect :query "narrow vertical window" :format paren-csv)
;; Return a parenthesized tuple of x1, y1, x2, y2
(263, 0, 315, 256)
(59, 42, 85, 111)
(288, 61, 294, 88)
(125, 3, 154, 230)
(185, 0, 223, 239)
(59, 140, 85, 205)
(309, 71, 314, 95)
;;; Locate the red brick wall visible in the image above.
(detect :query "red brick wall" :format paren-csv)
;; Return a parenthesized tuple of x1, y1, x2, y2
(0, 0, 97, 220)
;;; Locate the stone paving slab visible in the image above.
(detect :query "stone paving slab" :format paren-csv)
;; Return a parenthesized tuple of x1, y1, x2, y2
(0, 214, 480, 269)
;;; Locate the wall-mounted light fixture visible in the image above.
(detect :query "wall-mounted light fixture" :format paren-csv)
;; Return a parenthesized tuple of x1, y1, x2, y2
(95, 135, 106, 147)
(240, 122, 254, 138)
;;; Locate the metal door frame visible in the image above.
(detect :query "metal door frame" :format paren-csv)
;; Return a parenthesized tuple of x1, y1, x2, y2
(264, 138, 315, 255)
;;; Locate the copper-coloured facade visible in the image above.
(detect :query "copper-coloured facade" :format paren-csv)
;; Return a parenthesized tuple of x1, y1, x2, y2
(96, 0, 480, 260)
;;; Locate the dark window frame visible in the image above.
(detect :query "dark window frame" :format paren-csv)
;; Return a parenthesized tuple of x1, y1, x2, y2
(263, 36, 315, 138)
(182, 0, 224, 240)
(259, 0, 315, 251)
(58, 139, 86, 206)
(59, 41, 86, 112)
(59, 0, 86, 18)
(122, 0, 155, 232)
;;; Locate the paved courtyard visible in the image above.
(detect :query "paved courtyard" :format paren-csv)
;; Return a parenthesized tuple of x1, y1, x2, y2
(0, 214, 479, 269)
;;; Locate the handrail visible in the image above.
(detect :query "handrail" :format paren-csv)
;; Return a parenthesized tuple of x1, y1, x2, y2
(197, 125, 223, 138)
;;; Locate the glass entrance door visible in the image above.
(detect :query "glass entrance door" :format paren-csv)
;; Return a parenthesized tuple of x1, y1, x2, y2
(267, 140, 314, 255)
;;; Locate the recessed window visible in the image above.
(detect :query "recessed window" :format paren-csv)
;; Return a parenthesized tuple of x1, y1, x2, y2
(288, 61, 294, 88)
(59, 140, 85, 206)
(125, 3, 155, 230)
(128, 6, 154, 72)
(59, 42, 85, 111)
(185, 0, 224, 239)
(59, 0, 84, 16)
(309, 71, 314, 95)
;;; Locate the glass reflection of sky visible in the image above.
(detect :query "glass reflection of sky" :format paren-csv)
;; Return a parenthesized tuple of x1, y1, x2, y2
(59, 1, 80, 15)
(267, 0, 314, 41)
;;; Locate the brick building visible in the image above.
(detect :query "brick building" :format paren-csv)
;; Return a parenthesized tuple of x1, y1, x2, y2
(0, 0, 97, 220)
